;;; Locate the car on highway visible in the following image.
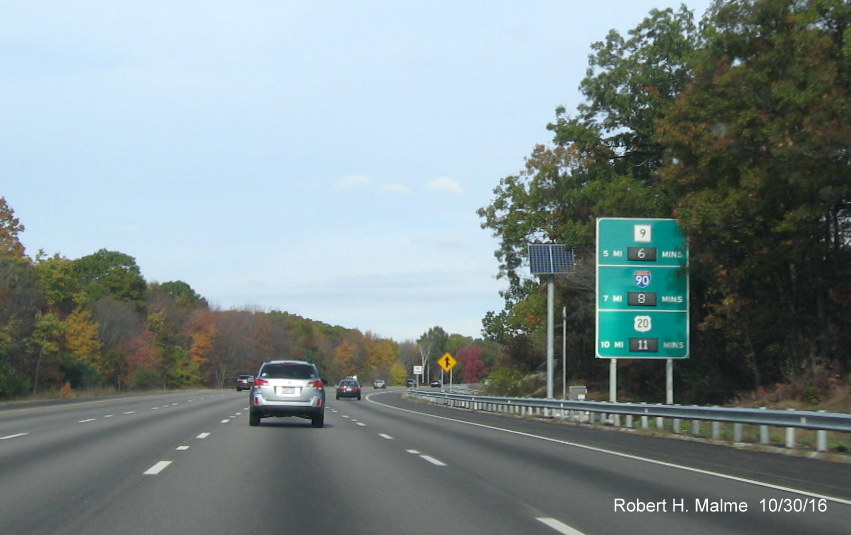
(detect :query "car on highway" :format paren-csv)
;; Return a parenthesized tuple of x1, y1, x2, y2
(373, 379, 386, 389)
(430, 380, 441, 388)
(407, 378, 416, 387)
(336, 379, 362, 400)
(249, 361, 326, 427)
(235, 374, 254, 391)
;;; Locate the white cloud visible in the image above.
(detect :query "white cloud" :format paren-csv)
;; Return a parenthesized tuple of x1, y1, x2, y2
(334, 175, 372, 191)
(424, 176, 462, 195)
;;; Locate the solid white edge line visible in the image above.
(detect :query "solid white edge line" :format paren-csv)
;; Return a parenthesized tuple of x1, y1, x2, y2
(370, 395, 851, 507)
(143, 461, 172, 475)
(537, 517, 586, 535)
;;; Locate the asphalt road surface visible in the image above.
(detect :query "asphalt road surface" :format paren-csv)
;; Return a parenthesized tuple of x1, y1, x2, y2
(1, 388, 849, 534)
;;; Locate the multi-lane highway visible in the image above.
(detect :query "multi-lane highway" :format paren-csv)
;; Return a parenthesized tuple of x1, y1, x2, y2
(1, 388, 849, 534)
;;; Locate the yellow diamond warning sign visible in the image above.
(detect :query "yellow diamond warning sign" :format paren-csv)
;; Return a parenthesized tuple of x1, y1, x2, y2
(438, 353, 457, 372)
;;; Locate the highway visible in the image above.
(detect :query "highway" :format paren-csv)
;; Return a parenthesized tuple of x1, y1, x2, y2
(1, 388, 849, 535)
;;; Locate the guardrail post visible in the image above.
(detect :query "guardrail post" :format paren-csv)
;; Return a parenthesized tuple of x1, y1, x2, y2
(712, 420, 720, 440)
(656, 416, 664, 430)
(785, 409, 796, 449)
(672, 418, 680, 434)
(626, 414, 633, 428)
(734, 423, 743, 442)
(760, 407, 769, 445)
(692, 420, 701, 436)
(817, 410, 827, 452)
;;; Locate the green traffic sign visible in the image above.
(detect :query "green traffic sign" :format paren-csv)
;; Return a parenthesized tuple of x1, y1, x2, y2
(596, 218, 689, 358)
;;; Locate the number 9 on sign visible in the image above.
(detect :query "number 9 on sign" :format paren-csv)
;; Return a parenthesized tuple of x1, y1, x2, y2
(634, 315, 652, 333)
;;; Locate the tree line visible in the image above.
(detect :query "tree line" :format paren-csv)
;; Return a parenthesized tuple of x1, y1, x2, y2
(478, 0, 850, 402)
(0, 197, 500, 398)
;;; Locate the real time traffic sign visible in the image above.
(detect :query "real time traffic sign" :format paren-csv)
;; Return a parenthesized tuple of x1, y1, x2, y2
(596, 218, 689, 358)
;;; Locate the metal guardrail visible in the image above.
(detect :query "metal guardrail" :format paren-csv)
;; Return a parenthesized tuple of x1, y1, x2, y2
(407, 389, 851, 453)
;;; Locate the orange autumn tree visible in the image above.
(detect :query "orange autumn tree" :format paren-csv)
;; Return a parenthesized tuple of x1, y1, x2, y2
(64, 308, 104, 388)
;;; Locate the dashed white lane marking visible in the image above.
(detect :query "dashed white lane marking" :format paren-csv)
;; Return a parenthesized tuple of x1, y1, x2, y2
(78, 418, 96, 423)
(197, 433, 210, 439)
(104, 414, 114, 418)
(378, 433, 393, 440)
(406, 449, 446, 466)
(536, 517, 586, 535)
(356, 422, 366, 427)
(0, 433, 28, 440)
(123, 411, 135, 414)
(420, 455, 447, 467)
(220, 419, 230, 423)
(176, 446, 190, 451)
(143, 461, 172, 475)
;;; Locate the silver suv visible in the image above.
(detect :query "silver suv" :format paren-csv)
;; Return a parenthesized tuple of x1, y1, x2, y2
(249, 360, 326, 428)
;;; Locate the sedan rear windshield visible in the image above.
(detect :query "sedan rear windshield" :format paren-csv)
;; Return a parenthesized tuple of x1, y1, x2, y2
(260, 364, 317, 380)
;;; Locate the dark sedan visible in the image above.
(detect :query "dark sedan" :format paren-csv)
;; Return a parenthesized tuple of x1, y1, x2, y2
(335, 379, 362, 400)
(236, 375, 254, 391)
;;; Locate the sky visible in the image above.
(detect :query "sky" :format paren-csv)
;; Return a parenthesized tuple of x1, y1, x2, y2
(1, 0, 711, 342)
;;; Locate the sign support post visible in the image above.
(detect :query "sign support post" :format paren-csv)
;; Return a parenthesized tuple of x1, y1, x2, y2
(528, 244, 575, 400)
(562, 306, 567, 400)
(546, 276, 555, 399)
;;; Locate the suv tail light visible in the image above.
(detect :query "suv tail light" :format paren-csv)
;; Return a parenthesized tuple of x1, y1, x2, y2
(253, 378, 269, 387)
(308, 380, 324, 389)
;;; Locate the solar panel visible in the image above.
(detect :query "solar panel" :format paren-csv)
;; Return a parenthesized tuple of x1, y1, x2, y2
(528, 244, 575, 275)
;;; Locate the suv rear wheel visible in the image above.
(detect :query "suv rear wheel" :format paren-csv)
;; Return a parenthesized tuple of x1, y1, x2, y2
(311, 413, 324, 428)
(249, 410, 261, 426)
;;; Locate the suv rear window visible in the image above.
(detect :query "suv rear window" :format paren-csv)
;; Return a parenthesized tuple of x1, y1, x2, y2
(260, 363, 317, 380)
